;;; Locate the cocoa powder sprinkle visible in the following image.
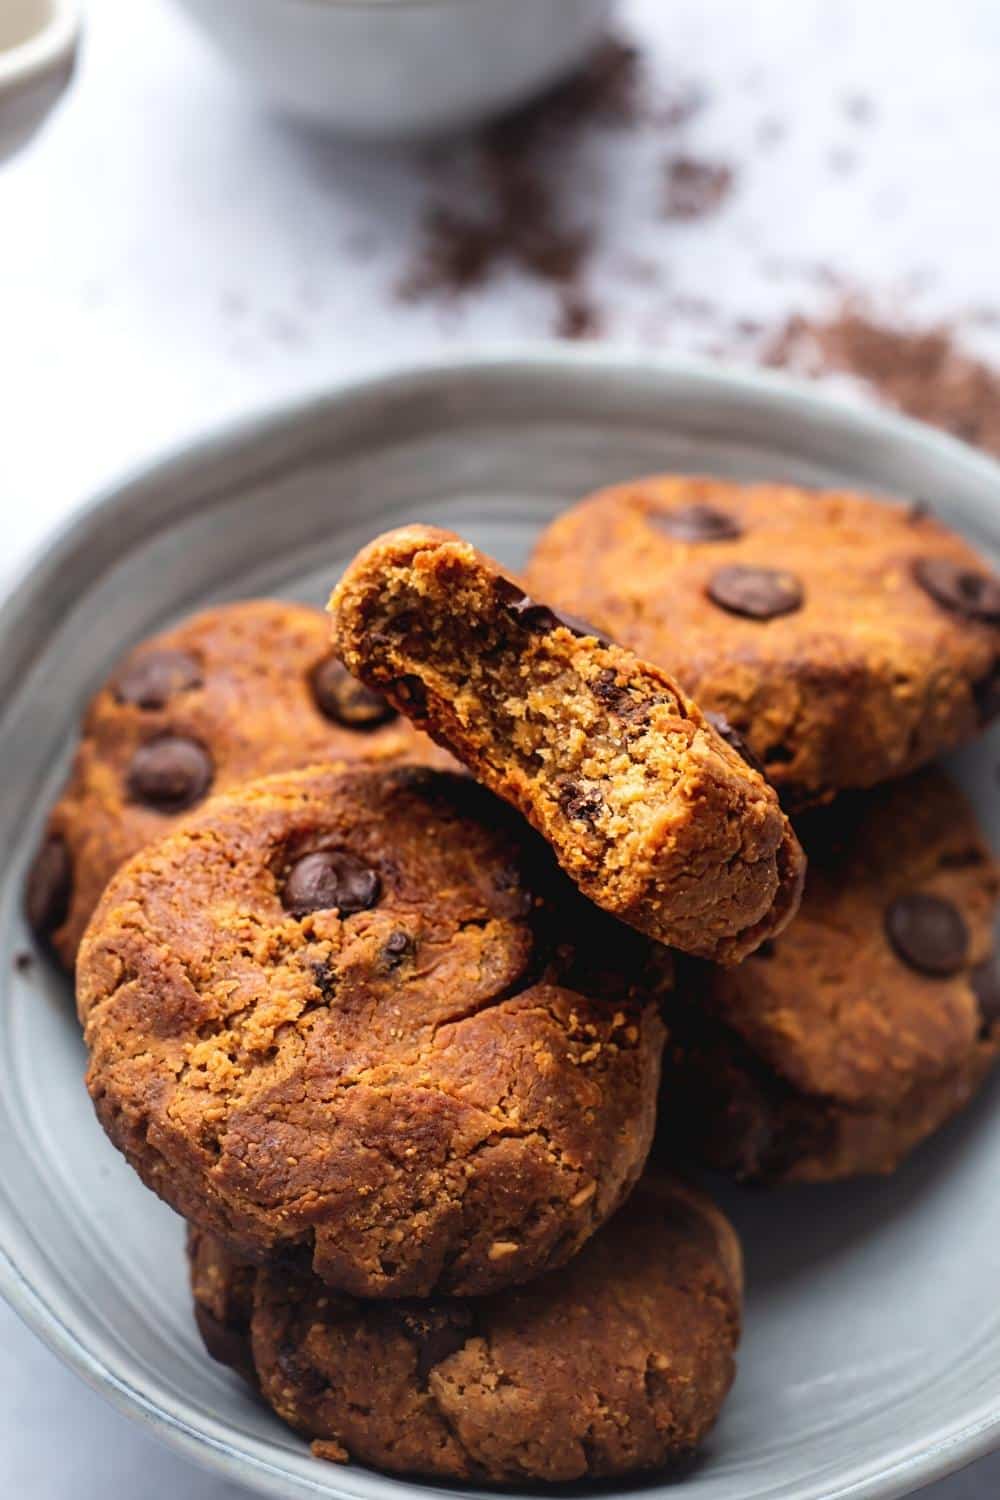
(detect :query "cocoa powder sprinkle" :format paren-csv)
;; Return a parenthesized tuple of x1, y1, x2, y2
(399, 38, 643, 304)
(765, 303, 1000, 458)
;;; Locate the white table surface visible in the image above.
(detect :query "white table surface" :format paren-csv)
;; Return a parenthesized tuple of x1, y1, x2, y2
(2, 0, 999, 1494)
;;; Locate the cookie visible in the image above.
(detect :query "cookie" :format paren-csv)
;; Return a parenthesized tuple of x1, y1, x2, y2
(526, 476, 1000, 808)
(659, 769, 1000, 1182)
(188, 1224, 257, 1387)
(189, 1172, 742, 1483)
(25, 599, 432, 968)
(78, 763, 668, 1297)
(329, 525, 804, 964)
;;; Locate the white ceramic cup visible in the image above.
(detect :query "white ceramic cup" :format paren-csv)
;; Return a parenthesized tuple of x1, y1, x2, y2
(0, 0, 80, 163)
(166, 0, 615, 139)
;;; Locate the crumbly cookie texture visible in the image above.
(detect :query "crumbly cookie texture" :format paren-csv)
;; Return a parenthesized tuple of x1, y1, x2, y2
(526, 476, 1000, 809)
(79, 764, 668, 1297)
(26, 599, 438, 968)
(659, 769, 1000, 1182)
(189, 1172, 742, 1484)
(328, 525, 804, 965)
(188, 1225, 258, 1386)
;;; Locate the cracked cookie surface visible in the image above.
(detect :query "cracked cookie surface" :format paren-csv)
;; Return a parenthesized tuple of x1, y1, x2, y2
(659, 769, 1000, 1181)
(329, 525, 804, 964)
(78, 763, 668, 1296)
(189, 1171, 742, 1483)
(26, 599, 435, 969)
(527, 476, 1000, 809)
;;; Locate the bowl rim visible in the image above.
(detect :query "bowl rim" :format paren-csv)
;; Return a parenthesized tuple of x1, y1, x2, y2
(0, 0, 79, 92)
(2, 345, 1000, 1500)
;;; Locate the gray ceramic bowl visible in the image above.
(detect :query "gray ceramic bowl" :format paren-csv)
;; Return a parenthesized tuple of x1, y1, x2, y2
(1, 352, 999, 1500)
(165, 0, 614, 139)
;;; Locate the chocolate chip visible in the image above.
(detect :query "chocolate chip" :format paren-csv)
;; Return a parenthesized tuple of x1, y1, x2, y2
(591, 667, 626, 708)
(381, 930, 413, 968)
(707, 565, 804, 620)
(282, 851, 381, 918)
(494, 577, 613, 646)
(558, 782, 604, 825)
(14, 951, 34, 973)
(126, 735, 214, 812)
(914, 558, 1000, 623)
(310, 655, 396, 730)
(705, 711, 766, 774)
(973, 659, 1000, 725)
(112, 649, 203, 709)
(651, 503, 743, 542)
(276, 1343, 327, 1398)
(310, 957, 339, 1001)
(885, 892, 970, 976)
(388, 1305, 477, 1384)
(25, 835, 73, 938)
(972, 955, 1000, 1036)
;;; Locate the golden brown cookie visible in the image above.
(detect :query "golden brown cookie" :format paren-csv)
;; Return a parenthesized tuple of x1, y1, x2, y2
(188, 1225, 257, 1387)
(79, 764, 668, 1297)
(527, 476, 1000, 808)
(189, 1172, 742, 1484)
(329, 525, 804, 964)
(25, 599, 434, 968)
(659, 769, 1000, 1182)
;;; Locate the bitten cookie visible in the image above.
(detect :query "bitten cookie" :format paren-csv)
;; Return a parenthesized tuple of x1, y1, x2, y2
(329, 525, 804, 964)
(189, 1172, 742, 1484)
(527, 476, 1000, 808)
(659, 769, 1000, 1182)
(79, 764, 668, 1297)
(25, 599, 433, 968)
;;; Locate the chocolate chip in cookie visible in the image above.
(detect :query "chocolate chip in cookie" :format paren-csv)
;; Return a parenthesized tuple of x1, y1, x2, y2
(558, 781, 605, 826)
(708, 565, 804, 620)
(25, 835, 73, 940)
(884, 891, 970, 977)
(282, 850, 382, 917)
(651, 504, 743, 542)
(310, 655, 397, 730)
(112, 648, 203, 709)
(126, 735, 214, 812)
(914, 558, 1000, 624)
(494, 577, 613, 646)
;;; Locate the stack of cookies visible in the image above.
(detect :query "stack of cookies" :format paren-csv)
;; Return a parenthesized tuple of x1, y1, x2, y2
(26, 475, 1000, 1486)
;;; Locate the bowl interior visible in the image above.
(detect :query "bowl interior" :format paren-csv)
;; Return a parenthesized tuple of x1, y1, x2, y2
(1, 356, 998, 1500)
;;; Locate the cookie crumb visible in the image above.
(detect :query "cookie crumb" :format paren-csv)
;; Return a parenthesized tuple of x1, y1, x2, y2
(14, 950, 34, 973)
(311, 1439, 349, 1464)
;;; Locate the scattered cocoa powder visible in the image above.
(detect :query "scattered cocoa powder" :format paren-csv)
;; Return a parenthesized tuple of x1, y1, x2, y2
(664, 157, 735, 220)
(765, 303, 1000, 457)
(399, 38, 643, 304)
(555, 290, 603, 341)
